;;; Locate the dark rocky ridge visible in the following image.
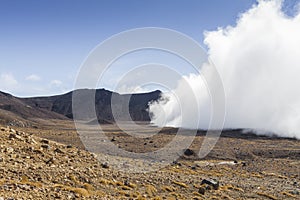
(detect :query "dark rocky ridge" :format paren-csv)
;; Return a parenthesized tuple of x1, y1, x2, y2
(0, 91, 68, 126)
(0, 89, 161, 125)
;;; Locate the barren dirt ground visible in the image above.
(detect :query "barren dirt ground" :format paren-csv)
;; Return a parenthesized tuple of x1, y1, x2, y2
(0, 120, 299, 199)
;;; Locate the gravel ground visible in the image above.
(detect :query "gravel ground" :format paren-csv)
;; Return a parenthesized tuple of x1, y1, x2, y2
(0, 125, 299, 199)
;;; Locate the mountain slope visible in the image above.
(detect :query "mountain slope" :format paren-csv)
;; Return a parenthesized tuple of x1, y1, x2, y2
(0, 89, 161, 126)
(0, 91, 68, 126)
(23, 89, 161, 122)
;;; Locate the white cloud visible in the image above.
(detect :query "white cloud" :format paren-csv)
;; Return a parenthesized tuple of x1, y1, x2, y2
(25, 74, 41, 81)
(0, 72, 71, 96)
(0, 73, 18, 91)
(50, 80, 63, 87)
(149, 0, 300, 139)
(116, 85, 151, 94)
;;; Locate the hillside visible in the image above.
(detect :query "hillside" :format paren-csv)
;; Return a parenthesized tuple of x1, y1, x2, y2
(0, 89, 161, 127)
(0, 91, 68, 127)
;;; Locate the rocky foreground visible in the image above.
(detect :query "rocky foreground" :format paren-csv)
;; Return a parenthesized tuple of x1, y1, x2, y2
(0, 126, 299, 199)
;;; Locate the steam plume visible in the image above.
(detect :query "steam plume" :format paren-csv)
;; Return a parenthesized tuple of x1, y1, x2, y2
(149, 0, 300, 139)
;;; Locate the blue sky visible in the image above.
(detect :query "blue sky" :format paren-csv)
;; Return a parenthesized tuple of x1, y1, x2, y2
(0, 0, 297, 97)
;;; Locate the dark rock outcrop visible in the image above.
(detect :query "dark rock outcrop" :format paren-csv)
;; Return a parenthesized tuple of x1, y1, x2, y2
(0, 89, 162, 125)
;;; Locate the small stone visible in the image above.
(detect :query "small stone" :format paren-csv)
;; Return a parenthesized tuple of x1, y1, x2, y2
(9, 133, 22, 140)
(293, 181, 297, 186)
(67, 193, 76, 199)
(41, 144, 50, 149)
(198, 187, 205, 195)
(101, 162, 109, 169)
(30, 138, 38, 144)
(9, 128, 16, 134)
(201, 179, 219, 190)
(183, 148, 195, 156)
(34, 149, 44, 154)
(54, 148, 64, 154)
(45, 157, 55, 165)
(41, 139, 49, 144)
(291, 190, 299, 195)
(124, 179, 130, 186)
(6, 147, 14, 153)
(9, 133, 17, 139)
(172, 161, 182, 166)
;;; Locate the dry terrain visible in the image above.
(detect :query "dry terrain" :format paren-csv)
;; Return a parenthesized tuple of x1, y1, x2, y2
(0, 120, 299, 199)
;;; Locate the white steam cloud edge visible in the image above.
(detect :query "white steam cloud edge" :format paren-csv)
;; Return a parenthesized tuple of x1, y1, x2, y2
(149, 0, 300, 139)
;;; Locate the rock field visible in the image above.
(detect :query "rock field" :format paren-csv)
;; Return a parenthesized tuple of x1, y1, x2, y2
(0, 125, 299, 199)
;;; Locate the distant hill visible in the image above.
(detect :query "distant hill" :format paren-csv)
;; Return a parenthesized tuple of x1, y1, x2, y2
(0, 89, 161, 127)
(0, 91, 68, 126)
